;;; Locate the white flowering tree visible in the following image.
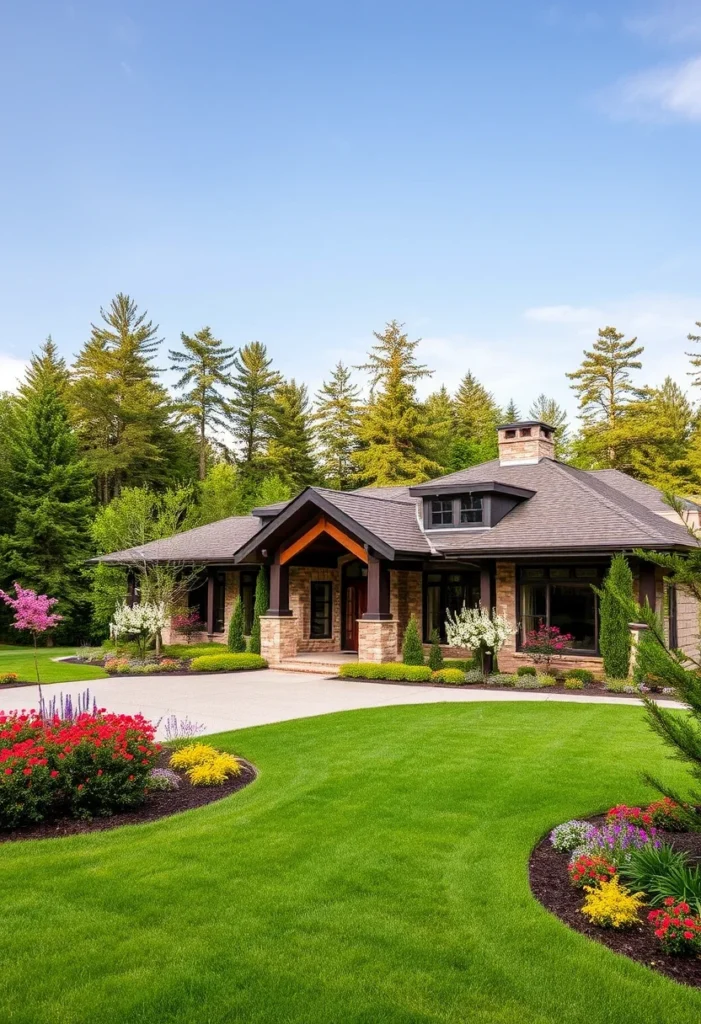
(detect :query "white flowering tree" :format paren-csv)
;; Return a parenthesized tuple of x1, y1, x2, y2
(110, 601, 169, 658)
(445, 605, 514, 674)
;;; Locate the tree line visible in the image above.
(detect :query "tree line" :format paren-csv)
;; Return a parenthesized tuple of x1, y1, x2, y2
(1, 292, 700, 642)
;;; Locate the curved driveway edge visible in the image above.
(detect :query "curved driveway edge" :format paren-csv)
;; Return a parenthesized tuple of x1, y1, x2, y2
(0, 670, 685, 739)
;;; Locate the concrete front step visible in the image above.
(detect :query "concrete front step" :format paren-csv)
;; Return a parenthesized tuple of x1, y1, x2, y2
(275, 660, 345, 675)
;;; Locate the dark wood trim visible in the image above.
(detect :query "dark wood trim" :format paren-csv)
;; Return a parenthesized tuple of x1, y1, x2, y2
(309, 580, 333, 639)
(638, 563, 657, 612)
(206, 568, 215, 636)
(363, 556, 392, 620)
(409, 481, 535, 498)
(268, 563, 291, 616)
(126, 572, 136, 608)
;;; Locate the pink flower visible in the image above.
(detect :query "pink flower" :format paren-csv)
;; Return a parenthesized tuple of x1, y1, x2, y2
(0, 584, 62, 634)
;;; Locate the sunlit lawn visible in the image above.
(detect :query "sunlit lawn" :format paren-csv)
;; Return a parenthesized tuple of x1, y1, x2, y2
(1, 701, 701, 1023)
(0, 645, 107, 684)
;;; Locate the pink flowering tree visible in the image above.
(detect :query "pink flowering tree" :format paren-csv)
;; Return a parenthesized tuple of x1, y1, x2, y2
(0, 583, 63, 695)
(521, 621, 574, 672)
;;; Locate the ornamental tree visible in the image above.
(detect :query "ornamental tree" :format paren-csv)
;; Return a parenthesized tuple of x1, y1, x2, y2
(171, 609, 204, 644)
(444, 606, 513, 674)
(0, 583, 62, 692)
(521, 622, 574, 672)
(110, 601, 168, 658)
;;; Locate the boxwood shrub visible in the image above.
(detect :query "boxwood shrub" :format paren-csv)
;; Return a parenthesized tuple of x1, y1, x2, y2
(563, 668, 595, 685)
(431, 668, 466, 685)
(339, 663, 432, 682)
(189, 654, 268, 672)
(564, 677, 584, 690)
(445, 658, 478, 672)
(516, 665, 537, 677)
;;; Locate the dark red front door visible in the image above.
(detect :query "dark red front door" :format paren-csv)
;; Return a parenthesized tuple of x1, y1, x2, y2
(343, 579, 367, 651)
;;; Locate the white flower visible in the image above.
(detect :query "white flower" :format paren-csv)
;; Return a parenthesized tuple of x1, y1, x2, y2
(444, 605, 514, 655)
(110, 602, 168, 643)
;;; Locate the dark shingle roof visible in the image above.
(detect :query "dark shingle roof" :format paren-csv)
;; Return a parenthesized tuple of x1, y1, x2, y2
(315, 488, 430, 554)
(587, 470, 701, 512)
(351, 485, 417, 503)
(95, 516, 261, 565)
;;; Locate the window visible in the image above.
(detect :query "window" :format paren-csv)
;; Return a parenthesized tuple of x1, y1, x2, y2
(505, 429, 516, 438)
(188, 570, 226, 633)
(460, 495, 483, 524)
(519, 566, 602, 653)
(240, 571, 257, 635)
(431, 500, 453, 526)
(424, 571, 481, 642)
(520, 427, 532, 437)
(310, 581, 333, 639)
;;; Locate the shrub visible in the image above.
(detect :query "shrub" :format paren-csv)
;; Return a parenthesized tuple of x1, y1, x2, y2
(564, 678, 584, 690)
(568, 853, 617, 889)
(580, 877, 644, 929)
(596, 553, 633, 680)
(619, 843, 690, 900)
(564, 668, 595, 685)
(516, 665, 537, 677)
(428, 629, 444, 671)
(649, 900, 701, 955)
(228, 598, 246, 653)
(189, 653, 267, 672)
(487, 673, 517, 687)
(248, 567, 268, 656)
(0, 672, 19, 686)
(606, 804, 653, 827)
(445, 658, 478, 672)
(536, 674, 557, 688)
(431, 669, 466, 685)
(171, 610, 204, 644)
(521, 622, 573, 671)
(646, 797, 689, 831)
(169, 743, 219, 770)
(581, 822, 661, 865)
(148, 768, 181, 791)
(163, 643, 228, 658)
(104, 657, 131, 674)
(339, 663, 432, 682)
(0, 710, 159, 827)
(604, 679, 628, 693)
(463, 669, 485, 685)
(402, 617, 424, 666)
(188, 753, 242, 786)
(550, 819, 593, 853)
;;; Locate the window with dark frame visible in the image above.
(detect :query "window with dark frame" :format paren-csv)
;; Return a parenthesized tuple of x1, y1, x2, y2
(460, 495, 483, 524)
(187, 570, 226, 633)
(423, 571, 481, 642)
(431, 499, 453, 526)
(240, 571, 257, 635)
(518, 566, 602, 654)
(310, 581, 333, 639)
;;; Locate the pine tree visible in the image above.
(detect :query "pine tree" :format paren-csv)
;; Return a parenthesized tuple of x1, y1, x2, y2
(686, 320, 701, 386)
(228, 342, 281, 465)
(528, 394, 570, 459)
(255, 474, 292, 507)
(627, 378, 697, 492)
(248, 567, 269, 655)
(354, 321, 441, 485)
(446, 436, 498, 471)
(71, 293, 180, 502)
(1, 340, 94, 639)
(428, 629, 444, 670)
(596, 554, 634, 679)
(267, 380, 318, 492)
(228, 597, 246, 652)
(170, 327, 236, 479)
(313, 362, 361, 489)
(402, 616, 424, 665)
(422, 386, 455, 471)
(453, 372, 500, 458)
(504, 398, 520, 422)
(566, 326, 644, 468)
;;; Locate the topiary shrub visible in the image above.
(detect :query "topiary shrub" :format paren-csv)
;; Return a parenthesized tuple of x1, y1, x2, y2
(189, 653, 267, 672)
(428, 629, 444, 671)
(402, 617, 424, 665)
(248, 567, 268, 655)
(228, 597, 246, 653)
(431, 668, 466, 685)
(596, 554, 634, 679)
(339, 662, 432, 682)
(564, 668, 595, 685)
(516, 665, 537, 677)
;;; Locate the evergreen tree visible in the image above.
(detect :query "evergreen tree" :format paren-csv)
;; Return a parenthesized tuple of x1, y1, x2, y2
(170, 326, 236, 479)
(1, 340, 94, 639)
(228, 597, 246, 652)
(71, 293, 182, 502)
(267, 380, 318, 492)
(354, 320, 440, 485)
(196, 462, 241, 525)
(528, 393, 570, 459)
(0, 393, 18, 538)
(428, 629, 444, 670)
(228, 341, 281, 465)
(504, 398, 520, 422)
(627, 378, 697, 492)
(686, 320, 701, 386)
(453, 372, 500, 458)
(566, 326, 644, 468)
(313, 362, 361, 489)
(402, 616, 424, 665)
(255, 474, 292, 508)
(422, 386, 456, 471)
(248, 567, 269, 655)
(446, 436, 498, 471)
(595, 554, 634, 679)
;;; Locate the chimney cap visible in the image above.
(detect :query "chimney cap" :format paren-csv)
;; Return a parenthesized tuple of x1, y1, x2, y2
(497, 420, 555, 433)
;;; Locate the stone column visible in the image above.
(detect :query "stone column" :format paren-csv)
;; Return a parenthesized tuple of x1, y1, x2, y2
(261, 615, 298, 665)
(357, 619, 399, 663)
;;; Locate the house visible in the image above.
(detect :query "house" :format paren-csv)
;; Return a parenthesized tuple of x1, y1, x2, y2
(97, 421, 700, 671)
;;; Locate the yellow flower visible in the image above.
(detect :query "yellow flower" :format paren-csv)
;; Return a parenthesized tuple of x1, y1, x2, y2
(187, 754, 242, 787)
(580, 876, 644, 929)
(169, 744, 219, 770)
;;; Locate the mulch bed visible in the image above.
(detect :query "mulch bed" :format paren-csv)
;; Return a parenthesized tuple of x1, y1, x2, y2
(0, 751, 257, 844)
(335, 676, 673, 700)
(529, 813, 701, 987)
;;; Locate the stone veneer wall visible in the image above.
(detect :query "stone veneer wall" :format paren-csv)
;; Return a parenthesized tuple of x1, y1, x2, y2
(357, 620, 399, 663)
(289, 566, 342, 652)
(675, 586, 700, 661)
(390, 570, 423, 655)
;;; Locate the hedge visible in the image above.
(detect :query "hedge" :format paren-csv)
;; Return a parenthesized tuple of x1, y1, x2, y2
(339, 663, 432, 682)
(189, 654, 268, 672)
(431, 668, 466, 685)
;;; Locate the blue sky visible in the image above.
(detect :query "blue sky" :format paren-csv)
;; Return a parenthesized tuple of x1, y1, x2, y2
(1, 0, 700, 418)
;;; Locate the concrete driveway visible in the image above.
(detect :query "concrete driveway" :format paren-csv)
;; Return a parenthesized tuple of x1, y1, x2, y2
(0, 670, 684, 738)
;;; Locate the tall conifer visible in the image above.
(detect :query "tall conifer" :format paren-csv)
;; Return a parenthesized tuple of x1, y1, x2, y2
(314, 362, 361, 489)
(267, 380, 318, 492)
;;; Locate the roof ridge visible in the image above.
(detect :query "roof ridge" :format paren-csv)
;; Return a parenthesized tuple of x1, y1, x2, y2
(315, 486, 416, 508)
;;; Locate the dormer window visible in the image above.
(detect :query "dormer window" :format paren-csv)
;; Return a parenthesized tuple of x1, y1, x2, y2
(431, 499, 453, 526)
(460, 495, 483, 524)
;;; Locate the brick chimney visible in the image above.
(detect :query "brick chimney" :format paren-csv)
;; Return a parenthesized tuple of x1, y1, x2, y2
(497, 421, 555, 466)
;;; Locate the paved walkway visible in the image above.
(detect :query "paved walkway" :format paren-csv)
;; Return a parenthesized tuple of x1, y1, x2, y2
(0, 671, 685, 738)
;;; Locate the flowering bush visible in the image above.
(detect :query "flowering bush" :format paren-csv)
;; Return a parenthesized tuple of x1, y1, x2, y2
(187, 753, 242, 786)
(169, 743, 220, 770)
(520, 622, 573, 671)
(549, 819, 593, 853)
(444, 606, 513, 672)
(0, 673, 19, 686)
(606, 804, 653, 828)
(648, 899, 701, 954)
(568, 853, 617, 889)
(646, 798, 689, 832)
(148, 767, 181, 791)
(110, 602, 169, 658)
(580, 822, 661, 864)
(0, 709, 159, 827)
(580, 877, 644, 928)
(0, 584, 62, 688)
(171, 610, 204, 644)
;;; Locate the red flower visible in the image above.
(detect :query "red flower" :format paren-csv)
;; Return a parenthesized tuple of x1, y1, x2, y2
(50, 770, 59, 778)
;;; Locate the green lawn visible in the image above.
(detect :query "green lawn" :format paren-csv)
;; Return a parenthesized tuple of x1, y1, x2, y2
(2, 702, 700, 1023)
(0, 645, 107, 684)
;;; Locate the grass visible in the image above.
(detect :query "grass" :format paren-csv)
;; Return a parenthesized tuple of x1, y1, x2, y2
(2, 702, 701, 1023)
(0, 645, 107, 684)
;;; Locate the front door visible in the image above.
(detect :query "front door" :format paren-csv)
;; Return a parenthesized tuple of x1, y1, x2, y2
(343, 578, 367, 651)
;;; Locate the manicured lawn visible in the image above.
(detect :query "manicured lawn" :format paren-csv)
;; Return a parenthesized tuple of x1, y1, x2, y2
(2, 702, 701, 1023)
(0, 645, 107, 683)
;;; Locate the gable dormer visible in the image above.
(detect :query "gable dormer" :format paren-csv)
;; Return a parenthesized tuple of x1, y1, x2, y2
(407, 481, 535, 531)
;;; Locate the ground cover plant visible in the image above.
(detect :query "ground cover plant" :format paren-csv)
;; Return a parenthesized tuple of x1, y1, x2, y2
(3, 703, 701, 1023)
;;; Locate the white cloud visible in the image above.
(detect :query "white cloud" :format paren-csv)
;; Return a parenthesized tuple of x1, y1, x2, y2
(0, 354, 27, 393)
(605, 56, 701, 122)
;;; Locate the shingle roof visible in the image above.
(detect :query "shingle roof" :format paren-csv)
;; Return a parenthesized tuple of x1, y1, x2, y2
(94, 516, 261, 565)
(351, 484, 417, 503)
(587, 469, 701, 512)
(314, 488, 430, 554)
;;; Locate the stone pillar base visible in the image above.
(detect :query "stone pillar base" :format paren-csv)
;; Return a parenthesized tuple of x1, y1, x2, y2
(357, 619, 398, 663)
(261, 615, 298, 665)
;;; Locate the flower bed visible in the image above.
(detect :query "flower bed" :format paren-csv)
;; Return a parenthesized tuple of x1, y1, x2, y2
(66, 648, 268, 677)
(529, 801, 701, 987)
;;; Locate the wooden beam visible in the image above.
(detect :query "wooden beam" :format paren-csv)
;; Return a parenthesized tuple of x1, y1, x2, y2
(206, 568, 215, 636)
(363, 556, 392, 620)
(279, 516, 369, 565)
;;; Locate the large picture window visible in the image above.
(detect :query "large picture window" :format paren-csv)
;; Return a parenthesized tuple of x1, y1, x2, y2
(310, 581, 333, 639)
(519, 566, 601, 653)
(424, 571, 481, 642)
(188, 570, 226, 633)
